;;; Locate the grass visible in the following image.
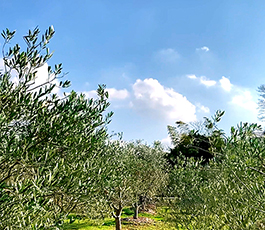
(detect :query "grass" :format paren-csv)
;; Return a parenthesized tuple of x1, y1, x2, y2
(62, 207, 179, 230)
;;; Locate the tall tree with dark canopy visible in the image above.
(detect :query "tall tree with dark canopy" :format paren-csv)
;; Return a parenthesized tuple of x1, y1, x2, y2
(166, 110, 225, 167)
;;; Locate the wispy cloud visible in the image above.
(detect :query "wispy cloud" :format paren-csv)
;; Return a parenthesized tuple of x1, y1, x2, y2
(186, 73, 258, 117)
(197, 103, 210, 113)
(187, 74, 216, 87)
(83, 88, 129, 101)
(196, 46, 210, 52)
(188, 74, 234, 92)
(186, 74, 197, 79)
(231, 90, 257, 111)
(154, 48, 180, 63)
(199, 76, 216, 87)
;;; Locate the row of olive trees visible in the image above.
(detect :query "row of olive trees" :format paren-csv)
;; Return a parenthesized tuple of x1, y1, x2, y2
(94, 140, 168, 230)
(0, 27, 168, 230)
(166, 111, 265, 229)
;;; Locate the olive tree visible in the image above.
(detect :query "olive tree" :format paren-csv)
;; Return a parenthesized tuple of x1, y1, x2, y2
(0, 27, 113, 229)
(167, 111, 265, 229)
(127, 141, 168, 219)
(95, 140, 168, 230)
(166, 110, 225, 167)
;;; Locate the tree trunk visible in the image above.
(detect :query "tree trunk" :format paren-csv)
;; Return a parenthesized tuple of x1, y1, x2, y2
(133, 204, 139, 219)
(112, 203, 123, 230)
(115, 215, 122, 230)
(139, 195, 147, 211)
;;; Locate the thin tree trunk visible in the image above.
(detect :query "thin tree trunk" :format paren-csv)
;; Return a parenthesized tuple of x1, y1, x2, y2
(133, 203, 139, 219)
(111, 202, 123, 230)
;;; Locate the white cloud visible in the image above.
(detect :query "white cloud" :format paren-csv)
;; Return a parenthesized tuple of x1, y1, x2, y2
(0, 58, 4, 71)
(34, 64, 60, 94)
(187, 74, 197, 79)
(161, 135, 173, 148)
(197, 103, 210, 113)
(187, 74, 233, 92)
(154, 48, 180, 63)
(83, 88, 129, 101)
(83, 90, 97, 99)
(196, 46, 210, 52)
(231, 90, 257, 111)
(3, 62, 61, 95)
(219, 76, 232, 92)
(199, 76, 216, 87)
(131, 78, 196, 122)
(186, 74, 216, 88)
(106, 88, 129, 100)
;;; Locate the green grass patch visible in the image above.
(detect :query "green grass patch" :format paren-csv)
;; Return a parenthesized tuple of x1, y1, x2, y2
(62, 207, 180, 230)
(63, 218, 115, 230)
(122, 207, 134, 217)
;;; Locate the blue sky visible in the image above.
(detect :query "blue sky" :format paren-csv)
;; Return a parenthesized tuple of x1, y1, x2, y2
(1, 0, 265, 145)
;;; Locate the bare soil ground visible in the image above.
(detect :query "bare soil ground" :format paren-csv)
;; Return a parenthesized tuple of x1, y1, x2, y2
(122, 217, 154, 225)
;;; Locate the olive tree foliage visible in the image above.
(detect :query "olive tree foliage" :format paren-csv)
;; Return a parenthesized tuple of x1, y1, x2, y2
(126, 141, 168, 219)
(167, 110, 265, 229)
(0, 27, 113, 229)
(218, 122, 265, 229)
(166, 111, 226, 228)
(96, 140, 168, 230)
